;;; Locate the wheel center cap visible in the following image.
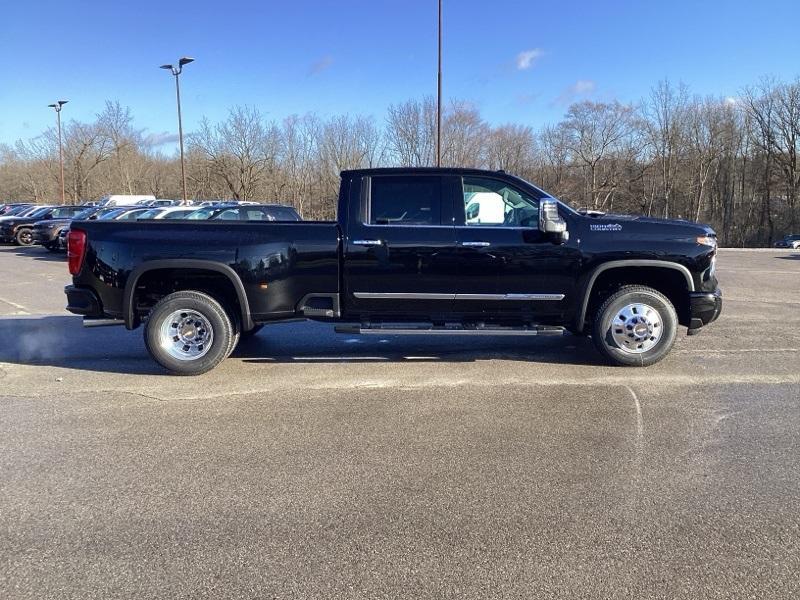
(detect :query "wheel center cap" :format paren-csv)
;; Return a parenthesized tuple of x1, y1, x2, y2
(180, 324, 196, 340)
(633, 322, 649, 337)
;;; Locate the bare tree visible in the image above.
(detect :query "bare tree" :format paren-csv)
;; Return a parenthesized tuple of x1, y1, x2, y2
(743, 79, 779, 244)
(562, 100, 633, 209)
(486, 124, 536, 175)
(2, 76, 800, 246)
(441, 101, 486, 167)
(190, 106, 280, 201)
(640, 80, 690, 218)
(385, 96, 436, 166)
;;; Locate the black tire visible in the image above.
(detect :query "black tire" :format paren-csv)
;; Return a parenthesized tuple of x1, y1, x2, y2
(591, 285, 678, 367)
(144, 291, 233, 375)
(15, 228, 33, 246)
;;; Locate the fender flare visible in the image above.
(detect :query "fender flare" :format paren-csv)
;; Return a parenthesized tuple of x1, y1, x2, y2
(123, 259, 253, 331)
(575, 259, 695, 332)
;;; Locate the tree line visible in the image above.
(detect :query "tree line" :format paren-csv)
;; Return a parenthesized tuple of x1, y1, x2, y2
(1, 76, 798, 246)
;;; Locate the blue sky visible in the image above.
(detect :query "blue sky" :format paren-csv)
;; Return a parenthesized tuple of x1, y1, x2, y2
(1, 0, 798, 149)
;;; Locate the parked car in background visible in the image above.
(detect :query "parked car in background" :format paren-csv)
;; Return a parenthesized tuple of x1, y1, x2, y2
(0, 204, 35, 218)
(31, 206, 95, 251)
(774, 234, 800, 249)
(0, 203, 33, 216)
(55, 206, 145, 249)
(106, 207, 152, 221)
(98, 194, 156, 207)
(1, 204, 50, 221)
(136, 199, 183, 207)
(186, 204, 301, 221)
(136, 206, 197, 220)
(0, 205, 76, 245)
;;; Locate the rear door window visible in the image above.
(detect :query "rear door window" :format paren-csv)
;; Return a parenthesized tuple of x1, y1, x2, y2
(368, 176, 441, 226)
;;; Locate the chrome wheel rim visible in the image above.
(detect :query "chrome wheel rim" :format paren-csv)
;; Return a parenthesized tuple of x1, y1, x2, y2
(610, 303, 663, 354)
(19, 230, 32, 245)
(159, 309, 214, 361)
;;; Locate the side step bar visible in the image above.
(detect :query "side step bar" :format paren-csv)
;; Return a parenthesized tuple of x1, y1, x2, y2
(335, 324, 566, 337)
(83, 318, 125, 328)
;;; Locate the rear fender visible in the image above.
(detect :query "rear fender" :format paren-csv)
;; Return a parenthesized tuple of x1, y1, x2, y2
(123, 259, 253, 331)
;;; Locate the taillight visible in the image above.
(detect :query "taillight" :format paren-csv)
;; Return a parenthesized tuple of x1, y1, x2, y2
(67, 229, 87, 275)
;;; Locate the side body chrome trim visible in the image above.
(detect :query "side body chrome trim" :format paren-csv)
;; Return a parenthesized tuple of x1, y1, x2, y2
(456, 293, 565, 301)
(353, 292, 454, 300)
(353, 292, 564, 301)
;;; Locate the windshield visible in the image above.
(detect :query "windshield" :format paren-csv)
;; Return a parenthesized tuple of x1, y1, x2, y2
(4, 205, 31, 216)
(136, 209, 163, 219)
(26, 206, 53, 218)
(50, 206, 85, 219)
(98, 208, 127, 220)
(73, 207, 98, 220)
(116, 209, 147, 220)
(186, 207, 217, 220)
(162, 209, 195, 219)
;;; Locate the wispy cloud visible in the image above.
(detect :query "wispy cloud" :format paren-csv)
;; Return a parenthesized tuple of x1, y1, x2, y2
(308, 55, 334, 76)
(554, 79, 597, 105)
(515, 49, 545, 71)
(144, 131, 179, 147)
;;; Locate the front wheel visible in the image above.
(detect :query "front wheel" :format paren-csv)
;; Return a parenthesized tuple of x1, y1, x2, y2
(15, 228, 33, 246)
(591, 285, 678, 367)
(144, 291, 233, 375)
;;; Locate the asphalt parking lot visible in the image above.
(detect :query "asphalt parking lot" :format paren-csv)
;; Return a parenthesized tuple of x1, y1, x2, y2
(1, 246, 798, 599)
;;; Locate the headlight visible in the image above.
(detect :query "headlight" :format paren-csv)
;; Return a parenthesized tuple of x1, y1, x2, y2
(696, 235, 717, 248)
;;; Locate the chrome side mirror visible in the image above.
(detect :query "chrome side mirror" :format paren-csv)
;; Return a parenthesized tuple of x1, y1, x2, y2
(539, 199, 568, 243)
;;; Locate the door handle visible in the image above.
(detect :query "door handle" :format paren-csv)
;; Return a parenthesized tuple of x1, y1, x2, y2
(461, 241, 491, 247)
(353, 239, 383, 246)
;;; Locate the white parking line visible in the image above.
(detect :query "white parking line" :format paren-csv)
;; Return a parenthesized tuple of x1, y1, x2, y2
(0, 296, 30, 315)
(676, 348, 799, 353)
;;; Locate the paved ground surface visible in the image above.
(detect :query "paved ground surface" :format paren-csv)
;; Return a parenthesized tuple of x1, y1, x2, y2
(0, 245, 798, 599)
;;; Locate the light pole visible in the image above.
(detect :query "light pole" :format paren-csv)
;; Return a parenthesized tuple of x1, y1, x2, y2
(436, 0, 442, 168)
(160, 57, 194, 204)
(48, 100, 68, 203)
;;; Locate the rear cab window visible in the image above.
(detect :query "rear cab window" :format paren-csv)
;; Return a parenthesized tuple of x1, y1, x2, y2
(367, 176, 442, 226)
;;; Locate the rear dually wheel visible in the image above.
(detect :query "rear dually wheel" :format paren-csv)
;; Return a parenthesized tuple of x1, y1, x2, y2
(144, 291, 233, 375)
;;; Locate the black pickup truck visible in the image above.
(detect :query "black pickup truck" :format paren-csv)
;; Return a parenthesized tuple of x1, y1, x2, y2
(65, 168, 722, 375)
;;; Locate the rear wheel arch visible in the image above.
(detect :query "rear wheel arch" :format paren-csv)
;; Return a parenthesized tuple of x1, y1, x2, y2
(123, 260, 253, 331)
(576, 260, 695, 332)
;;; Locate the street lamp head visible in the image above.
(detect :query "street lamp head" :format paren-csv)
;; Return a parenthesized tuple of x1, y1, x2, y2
(160, 64, 173, 70)
(58, 100, 68, 106)
(48, 103, 57, 108)
(178, 57, 194, 67)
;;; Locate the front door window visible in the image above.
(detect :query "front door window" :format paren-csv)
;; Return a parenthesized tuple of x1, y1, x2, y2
(462, 177, 539, 228)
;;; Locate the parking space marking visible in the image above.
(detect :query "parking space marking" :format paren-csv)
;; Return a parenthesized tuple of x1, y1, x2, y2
(0, 296, 30, 315)
(623, 385, 644, 444)
(676, 348, 800, 353)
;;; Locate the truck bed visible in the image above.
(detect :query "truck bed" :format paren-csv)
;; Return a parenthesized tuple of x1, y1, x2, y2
(70, 219, 340, 324)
